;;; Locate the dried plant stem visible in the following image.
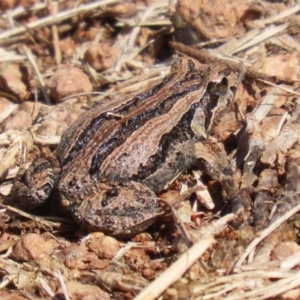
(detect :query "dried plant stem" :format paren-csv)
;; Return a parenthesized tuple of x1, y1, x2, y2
(0, 0, 119, 43)
(47, 0, 61, 64)
(235, 202, 300, 268)
(134, 235, 215, 300)
(21, 45, 51, 104)
(255, 4, 300, 26)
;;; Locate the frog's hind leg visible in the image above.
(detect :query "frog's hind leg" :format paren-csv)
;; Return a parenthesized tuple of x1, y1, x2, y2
(73, 181, 162, 236)
(11, 155, 61, 209)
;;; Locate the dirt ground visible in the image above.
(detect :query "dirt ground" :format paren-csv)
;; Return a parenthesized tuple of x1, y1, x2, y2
(1, 0, 300, 299)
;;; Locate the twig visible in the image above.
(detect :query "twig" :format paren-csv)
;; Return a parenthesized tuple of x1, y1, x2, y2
(170, 41, 298, 83)
(55, 270, 70, 300)
(235, 202, 300, 268)
(258, 79, 300, 96)
(254, 5, 300, 26)
(0, 0, 119, 44)
(47, 0, 61, 64)
(21, 45, 51, 104)
(223, 271, 300, 300)
(39, 278, 55, 298)
(134, 235, 215, 300)
(232, 24, 288, 54)
(0, 205, 63, 229)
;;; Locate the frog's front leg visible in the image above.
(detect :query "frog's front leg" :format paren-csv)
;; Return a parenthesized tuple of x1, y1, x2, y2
(11, 155, 61, 209)
(72, 181, 161, 236)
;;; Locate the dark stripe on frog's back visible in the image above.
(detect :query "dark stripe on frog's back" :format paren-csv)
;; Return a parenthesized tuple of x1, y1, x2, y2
(137, 102, 200, 173)
(58, 58, 207, 165)
(98, 75, 230, 191)
(57, 71, 178, 164)
(57, 69, 182, 165)
(89, 65, 211, 175)
(59, 59, 209, 171)
(88, 83, 203, 175)
(134, 101, 201, 193)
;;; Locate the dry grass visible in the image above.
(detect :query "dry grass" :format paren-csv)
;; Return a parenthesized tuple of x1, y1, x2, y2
(1, 0, 300, 299)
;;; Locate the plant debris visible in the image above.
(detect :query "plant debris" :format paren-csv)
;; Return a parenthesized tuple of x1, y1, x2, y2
(1, 0, 300, 299)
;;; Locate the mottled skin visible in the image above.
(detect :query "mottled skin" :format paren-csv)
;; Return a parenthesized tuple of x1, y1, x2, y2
(12, 58, 238, 236)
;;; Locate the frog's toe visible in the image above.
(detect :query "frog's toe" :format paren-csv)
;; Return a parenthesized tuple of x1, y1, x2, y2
(11, 156, 60, 209)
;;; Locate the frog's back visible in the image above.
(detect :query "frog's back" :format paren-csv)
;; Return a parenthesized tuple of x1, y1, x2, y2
(57, 58, 208, 180)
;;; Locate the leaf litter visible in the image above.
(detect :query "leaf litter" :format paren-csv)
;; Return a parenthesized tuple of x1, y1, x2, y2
(1, 0, 300, 299)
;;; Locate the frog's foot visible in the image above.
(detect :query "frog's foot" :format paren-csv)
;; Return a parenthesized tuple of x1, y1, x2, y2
(72, 181, 161, 236)
(11, 156, 61, 209)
